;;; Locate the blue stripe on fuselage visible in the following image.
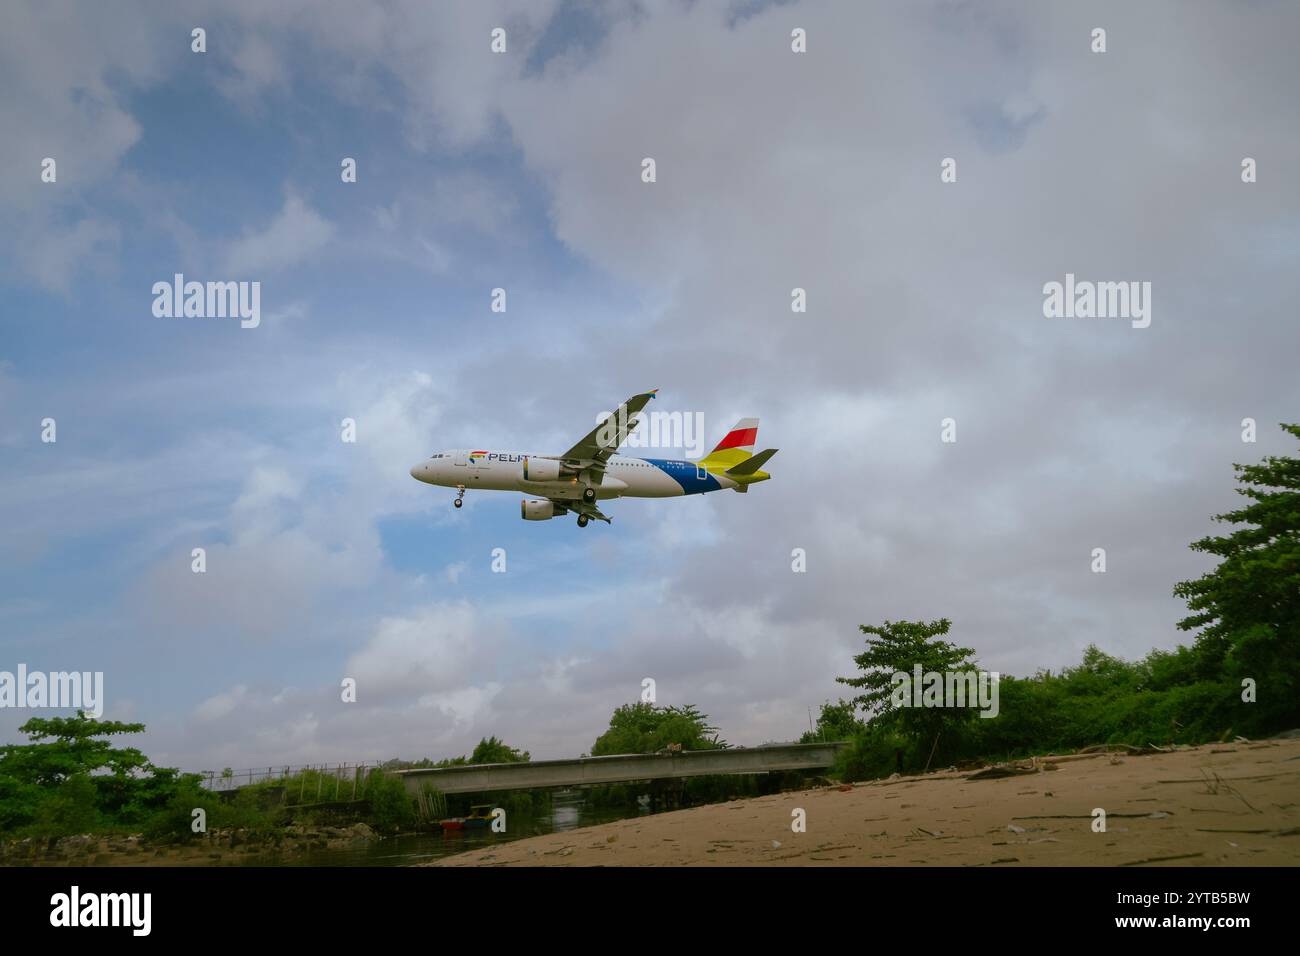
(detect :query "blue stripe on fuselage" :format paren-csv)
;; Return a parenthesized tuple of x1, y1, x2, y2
(644, 458, 721, 494)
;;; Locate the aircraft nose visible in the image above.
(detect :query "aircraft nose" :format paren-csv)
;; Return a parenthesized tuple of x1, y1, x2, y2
(409, 462, 426, 482)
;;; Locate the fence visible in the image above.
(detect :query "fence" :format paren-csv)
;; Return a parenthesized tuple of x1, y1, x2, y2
(196, 762, 388, 806)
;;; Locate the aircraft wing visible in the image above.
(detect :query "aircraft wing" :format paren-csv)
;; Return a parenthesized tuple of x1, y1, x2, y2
(560, 389, 658, 470)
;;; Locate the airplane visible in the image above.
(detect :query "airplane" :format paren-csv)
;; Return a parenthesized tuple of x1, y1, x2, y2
(408, 390, 777, 527)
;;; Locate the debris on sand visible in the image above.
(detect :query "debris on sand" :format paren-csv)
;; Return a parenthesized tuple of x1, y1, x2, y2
(1119, 852, 1204, 866)
(967, 758, 1055, 780)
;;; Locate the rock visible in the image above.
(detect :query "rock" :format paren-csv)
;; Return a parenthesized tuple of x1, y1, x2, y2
(348, 823, 377, 841)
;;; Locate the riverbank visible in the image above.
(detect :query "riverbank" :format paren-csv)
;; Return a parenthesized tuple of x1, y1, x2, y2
(430, 737, 1300, 866)
(0, 823, 380, 867)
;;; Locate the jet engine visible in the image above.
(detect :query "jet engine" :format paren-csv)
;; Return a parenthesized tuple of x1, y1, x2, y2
(522, 457, 564, 482)
(521, 499, 558, 520)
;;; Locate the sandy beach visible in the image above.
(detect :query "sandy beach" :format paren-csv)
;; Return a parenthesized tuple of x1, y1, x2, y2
(430, 737, 1300, 867)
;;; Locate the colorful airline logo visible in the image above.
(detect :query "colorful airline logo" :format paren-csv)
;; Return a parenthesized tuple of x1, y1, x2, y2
(469, 450, 488, 460)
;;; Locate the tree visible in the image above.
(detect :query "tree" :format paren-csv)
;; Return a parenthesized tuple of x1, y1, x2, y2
(591, 703, 725, 756)
(799, 700, 864, 743)
(469, 736, 530, 764)
(0, 712, 150, 786)
(0, 712, 196, 834)
(1174, 423, 1300, 728)
(836, 618, 979, 765)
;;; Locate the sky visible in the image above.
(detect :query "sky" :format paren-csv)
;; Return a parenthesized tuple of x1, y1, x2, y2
(1, 0, 1297, 774)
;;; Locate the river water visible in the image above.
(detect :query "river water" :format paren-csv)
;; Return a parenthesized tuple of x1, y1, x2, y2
(270, 790, 652, 867)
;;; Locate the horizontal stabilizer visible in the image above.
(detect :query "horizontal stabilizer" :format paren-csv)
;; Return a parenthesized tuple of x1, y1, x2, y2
(726, 448, 777, 476)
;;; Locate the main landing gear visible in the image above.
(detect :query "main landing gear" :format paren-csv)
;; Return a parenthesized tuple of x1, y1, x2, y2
(582, 486, 596, 504)
(577, 515, 589, 528)
(453, 485, 465, 509)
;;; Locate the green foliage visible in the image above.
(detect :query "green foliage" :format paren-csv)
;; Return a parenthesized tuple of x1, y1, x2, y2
(836, 618, 979, 764)
(363, 769, 416, 833)
(469, 736, 530, 764)
(393, 735, 531, 769)
(0, 712, 149, 787)
(591, 702, 725, 756)
(0, 712, 189, 836)
(141, 777, 214, 843)
(31, 774, 101, 837)
(0, 775, 43, 834)
(800, 700, 865, 743)
(1174, 423, 1300, 728)
(833, 723, 909, 782)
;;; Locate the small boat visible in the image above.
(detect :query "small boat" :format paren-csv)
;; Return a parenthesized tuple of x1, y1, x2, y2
(462, 805, 494, 829)
(438, 818, 466, 831)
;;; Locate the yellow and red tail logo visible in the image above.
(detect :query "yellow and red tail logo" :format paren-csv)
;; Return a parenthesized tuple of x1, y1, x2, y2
(699, 418, 761, 474)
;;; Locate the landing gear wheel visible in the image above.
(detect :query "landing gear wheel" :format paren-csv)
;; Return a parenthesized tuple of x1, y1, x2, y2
(453, 498, 463, 509)
(582, 487, 596, 503)
(577, 515, 589, 528)
(454, 486, 466, 509)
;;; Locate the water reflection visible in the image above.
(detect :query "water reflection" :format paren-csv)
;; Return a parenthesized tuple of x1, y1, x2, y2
(258, 789, 649, 867)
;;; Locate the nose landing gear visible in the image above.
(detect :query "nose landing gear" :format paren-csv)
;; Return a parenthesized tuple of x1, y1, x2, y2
(453, 485, 465, 509)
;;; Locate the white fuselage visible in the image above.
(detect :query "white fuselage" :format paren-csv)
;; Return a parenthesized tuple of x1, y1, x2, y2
(409, 449, 735, 501)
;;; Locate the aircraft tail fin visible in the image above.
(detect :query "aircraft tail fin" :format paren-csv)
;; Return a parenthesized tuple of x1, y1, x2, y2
(699, 418, 759, 473)
(711, 417, 758, 453)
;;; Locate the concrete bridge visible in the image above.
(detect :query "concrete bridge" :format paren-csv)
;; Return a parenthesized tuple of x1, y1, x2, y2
(393, 742, 847, 796)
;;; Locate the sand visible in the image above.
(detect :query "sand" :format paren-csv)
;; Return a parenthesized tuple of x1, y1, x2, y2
(429, 738, 1300, 867)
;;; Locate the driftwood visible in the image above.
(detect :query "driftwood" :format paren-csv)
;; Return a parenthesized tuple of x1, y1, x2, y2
(1119, 852, 1204, 866)
(966, 756, 1060, 780)
(1076, 743, 1165, 756)
(967, 765, 1039, 780)
(966, 743, 1176, 780)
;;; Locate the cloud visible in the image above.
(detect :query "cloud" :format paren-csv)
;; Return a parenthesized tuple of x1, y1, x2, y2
(223, 193, 335, 274)
(195, 684, 250, 721)
(12, 217, 120, 293)
(343, 601, 502, 700)
(216, 32, 291, 106)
